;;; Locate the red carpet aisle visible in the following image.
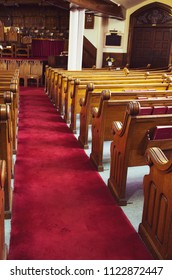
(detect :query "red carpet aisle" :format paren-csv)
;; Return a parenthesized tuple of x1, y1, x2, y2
(8, 87, 152, 260)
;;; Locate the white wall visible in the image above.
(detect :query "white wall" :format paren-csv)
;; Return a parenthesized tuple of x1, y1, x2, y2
(84, 0, 171, 66)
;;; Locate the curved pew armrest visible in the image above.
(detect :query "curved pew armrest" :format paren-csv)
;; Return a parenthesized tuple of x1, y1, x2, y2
(111, 100, 141, 137)
(0, 160, 6, 190)
(145, 147, 172, 172)
(112, 121, 123, 135)
(79, 97, 85, 107)
(91, 107, 99, 118)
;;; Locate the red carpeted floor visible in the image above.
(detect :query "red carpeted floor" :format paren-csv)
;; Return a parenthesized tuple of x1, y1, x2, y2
(8, 87, 153, 260)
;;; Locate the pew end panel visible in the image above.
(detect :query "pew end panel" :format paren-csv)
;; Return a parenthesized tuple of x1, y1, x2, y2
(51, 72, 58, 104)
(78, 84, 101, 149)
(90, 90, 129, 172)
(64, 77, 75, 123)
(0, 104, 13, 217)
(0, 160, 7, 260)
(70, 82, 93, 134)
(58, 75, 68, 115)
(139, 147, 172, 260)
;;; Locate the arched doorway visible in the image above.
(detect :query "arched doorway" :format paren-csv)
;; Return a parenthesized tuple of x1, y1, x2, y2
(127, 2, 172, 68)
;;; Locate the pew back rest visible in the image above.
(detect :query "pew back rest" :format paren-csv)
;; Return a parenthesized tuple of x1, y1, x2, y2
(112, 101, 172, 167)
(93, 97, 172, 141)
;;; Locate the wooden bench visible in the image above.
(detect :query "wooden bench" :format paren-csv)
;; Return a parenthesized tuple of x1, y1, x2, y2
(107, 101, 172, 206)
(63, 73, 171, 123)
(90, 93, 172, 171)
(139, 147, 172, 260)
(49, 66, 155, 107)
(59, 71, 172, 118)
(58, 73, 129, 114)
(0, 92, 15, 162)
(53, 70, 129, 110)
(79, 88, 172, 150)
(0, 79, 19, 153)
(45, 64, 171, 94)
(45, 64, 171, 97)
(0, 104, 13, 218)
(15, 44, 30, 58)
(0, 160, 7, 260)
(123, 66, 172, 76)
(46, 67, 116, 100)
(70, 81, 172, 134)
(45, 66, 125, 98)
(26, 60, 43, 87)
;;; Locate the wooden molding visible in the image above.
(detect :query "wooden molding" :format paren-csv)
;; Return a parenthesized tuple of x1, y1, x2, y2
(68, 0, 124, 19)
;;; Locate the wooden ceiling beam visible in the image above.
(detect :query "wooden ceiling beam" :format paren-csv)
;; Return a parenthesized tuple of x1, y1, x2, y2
(0, 0, 69, 10)
(67, 0, 124, 19)
(0, 0, 125, 19)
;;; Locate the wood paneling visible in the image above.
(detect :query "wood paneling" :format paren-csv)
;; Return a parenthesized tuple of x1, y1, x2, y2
(128, 3, 172, 68)
(0, 6, 69, 32)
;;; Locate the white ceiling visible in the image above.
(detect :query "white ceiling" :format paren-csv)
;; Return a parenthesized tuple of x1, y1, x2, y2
(110, 0, 147, 9)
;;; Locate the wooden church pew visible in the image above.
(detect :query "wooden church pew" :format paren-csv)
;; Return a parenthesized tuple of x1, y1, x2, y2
(46, 67, 118, 100)
(45, 67, 66, 96)
(70, 81, 172, 134)
(139, 147, 172, 260)
(49, 66, 156, 107)
(64, 74, 171, 124)
(107, 101, 172, 206)
(57, 71, 171, 117)
(0, 69, 19, 78)
(0, 92, 15, 158)
(90, 94, 172, 171)
(0, 104, 13, 218)
(0, 80, 19, 153)
(45, 63, 158, 96)
(53, 69, 130, 109)
(57, 73, 133, 114)
(56, 67, 171, 100)
(79, 88, 172, 150)
(46, 66, 172, 126)
(45, 66, 125, 98)
(124, 65, 172, 74)
(0, 160, 7, 260)
(45, 64, 172, 98)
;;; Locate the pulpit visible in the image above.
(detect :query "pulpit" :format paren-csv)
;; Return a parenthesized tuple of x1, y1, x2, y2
(48, 55, 68, 69)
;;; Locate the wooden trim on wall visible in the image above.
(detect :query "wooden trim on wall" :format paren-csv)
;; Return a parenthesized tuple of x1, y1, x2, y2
(102, 52, 127, 68)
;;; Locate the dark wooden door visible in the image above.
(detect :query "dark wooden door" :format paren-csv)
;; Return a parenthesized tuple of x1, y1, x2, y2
(130, 27, 172, 68)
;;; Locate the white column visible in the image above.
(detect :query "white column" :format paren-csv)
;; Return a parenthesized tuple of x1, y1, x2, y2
(68, 6, 85, 70)
(96, 17, 108, 68)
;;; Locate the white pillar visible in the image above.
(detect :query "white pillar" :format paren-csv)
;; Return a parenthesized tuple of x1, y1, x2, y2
(96, 17, 108, 68)
(68, 6, 85, 70)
